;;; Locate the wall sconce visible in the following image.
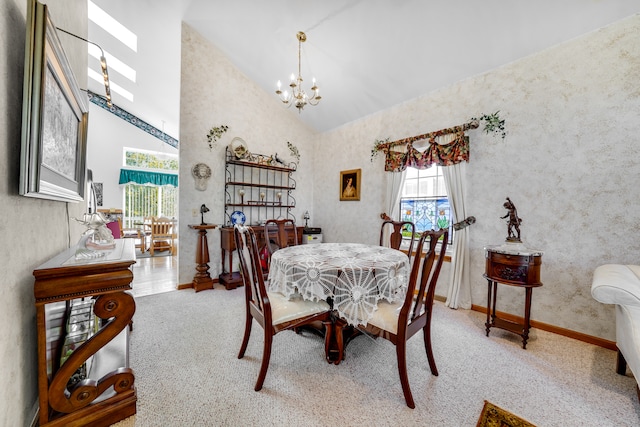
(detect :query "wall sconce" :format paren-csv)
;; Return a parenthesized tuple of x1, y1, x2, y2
(56, 27, 112, 107)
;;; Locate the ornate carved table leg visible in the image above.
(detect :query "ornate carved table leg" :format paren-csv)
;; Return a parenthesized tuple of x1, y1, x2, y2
(48, 292, 136, 416)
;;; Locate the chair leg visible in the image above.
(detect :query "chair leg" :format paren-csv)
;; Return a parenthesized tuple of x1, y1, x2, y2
(238, 313, 253, 359)
(255, 331, 273, 391)
(423, 318, 439, 376)
(396, 341, 415, 409)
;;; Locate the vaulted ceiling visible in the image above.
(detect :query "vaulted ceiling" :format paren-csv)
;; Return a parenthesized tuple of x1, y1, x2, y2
(88, 1, 638, 138)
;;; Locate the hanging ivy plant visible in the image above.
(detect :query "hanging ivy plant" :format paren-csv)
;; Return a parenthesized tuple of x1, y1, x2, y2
(287, 141, 300, 162)
(370, 137, 389, 162)
(206, 124, 229, 150)
(471, 111, 506, 139)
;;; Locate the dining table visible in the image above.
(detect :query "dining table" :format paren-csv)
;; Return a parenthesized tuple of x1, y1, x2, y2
(268, 242, 410, 364)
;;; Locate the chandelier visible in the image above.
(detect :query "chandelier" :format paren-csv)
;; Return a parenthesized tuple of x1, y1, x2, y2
(275, 31, 321, 112)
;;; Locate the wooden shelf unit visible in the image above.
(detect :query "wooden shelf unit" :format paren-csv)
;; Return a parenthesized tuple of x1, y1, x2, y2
(33, 239, 137, 427)
(223, 147, 297, 227)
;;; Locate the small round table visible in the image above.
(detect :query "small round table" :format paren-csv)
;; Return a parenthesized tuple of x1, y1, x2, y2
(483, 243, 543, 349)
(268, 243, 410, 363)
(188, 224, 217, 292)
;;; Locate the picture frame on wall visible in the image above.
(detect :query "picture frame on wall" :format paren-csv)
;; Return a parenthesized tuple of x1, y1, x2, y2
(340, 169, 361, 201)
(19, 0, 89, 203)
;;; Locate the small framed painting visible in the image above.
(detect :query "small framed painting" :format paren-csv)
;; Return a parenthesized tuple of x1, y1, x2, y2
(340, 169, 361, 201)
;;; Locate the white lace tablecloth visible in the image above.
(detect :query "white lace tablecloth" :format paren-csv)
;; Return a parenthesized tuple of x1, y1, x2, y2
(268, 243, 410, 326)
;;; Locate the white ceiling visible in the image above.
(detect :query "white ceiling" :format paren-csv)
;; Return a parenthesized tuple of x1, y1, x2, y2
(88, 1, 639, 137)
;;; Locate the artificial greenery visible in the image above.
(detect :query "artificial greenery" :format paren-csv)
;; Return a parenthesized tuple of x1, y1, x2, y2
(370, 137, 389, 162)
(471, 111, 506, 139)
(287, 141, 300, 162)
(206, 124, 229, 150)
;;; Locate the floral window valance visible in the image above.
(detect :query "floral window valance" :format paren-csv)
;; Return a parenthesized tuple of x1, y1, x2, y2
(385, 131, 469, 172)
(119, 169, 178, 187)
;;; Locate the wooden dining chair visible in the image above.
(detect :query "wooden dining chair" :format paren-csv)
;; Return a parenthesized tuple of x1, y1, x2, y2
(234, 225, 330, 391)
(149, 216, 176, 256)
(120, 218, 147, 253)
(263, 218, 298, 268)
(380, 217, 416, 259)
(362, 228, 448, 408)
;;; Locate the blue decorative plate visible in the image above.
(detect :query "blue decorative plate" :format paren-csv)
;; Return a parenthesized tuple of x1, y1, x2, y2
(231, 210, 246, 225)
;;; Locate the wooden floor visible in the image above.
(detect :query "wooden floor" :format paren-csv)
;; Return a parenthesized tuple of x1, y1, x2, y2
(130, 253, 178, 297)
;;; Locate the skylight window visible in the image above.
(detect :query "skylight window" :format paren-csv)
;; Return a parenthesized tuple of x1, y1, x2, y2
(88, 1, 137, 53)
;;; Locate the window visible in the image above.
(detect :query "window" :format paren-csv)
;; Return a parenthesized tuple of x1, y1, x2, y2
(122, 149, 178, 227)
(399, 166, 452, 242)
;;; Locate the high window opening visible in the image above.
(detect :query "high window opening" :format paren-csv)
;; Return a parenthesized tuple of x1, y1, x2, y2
(122, 149, 178, 228)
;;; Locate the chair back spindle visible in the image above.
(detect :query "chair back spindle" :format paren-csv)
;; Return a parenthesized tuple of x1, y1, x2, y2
(380, 219, 416, 259)
(401, 229, 448, 329)
(263, 219, 298, 268)
(235, 225, 270, 323)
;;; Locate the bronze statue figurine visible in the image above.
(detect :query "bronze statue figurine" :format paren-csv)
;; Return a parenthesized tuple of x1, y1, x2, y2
(501, 197, 522, 242)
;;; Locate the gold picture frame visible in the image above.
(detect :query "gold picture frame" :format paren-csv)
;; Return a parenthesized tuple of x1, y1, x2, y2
(19, 0, 89, 202)
(340, 169, 361, 201)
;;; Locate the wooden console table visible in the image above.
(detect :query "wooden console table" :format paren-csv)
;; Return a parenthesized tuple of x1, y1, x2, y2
(33, 239, 136, 427)
(219, 226, 304, 290)
(483, 244, 543, 349)
(188, 223, 217, 292)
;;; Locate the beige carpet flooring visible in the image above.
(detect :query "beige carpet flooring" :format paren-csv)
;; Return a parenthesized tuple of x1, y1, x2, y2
(112, 285, 640, 426)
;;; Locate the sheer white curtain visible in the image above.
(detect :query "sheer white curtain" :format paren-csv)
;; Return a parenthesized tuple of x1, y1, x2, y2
(385, 170, 406, 220)
(442, 161, 471, 309)
(382, 170, 407, 246)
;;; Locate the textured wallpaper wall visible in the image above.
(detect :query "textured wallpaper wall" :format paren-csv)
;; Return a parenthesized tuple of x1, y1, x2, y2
(313, 14, 640, 341)
(0, 1, 88, 425)
(179, 15, 639, 341)
(178, 24, 317, 286)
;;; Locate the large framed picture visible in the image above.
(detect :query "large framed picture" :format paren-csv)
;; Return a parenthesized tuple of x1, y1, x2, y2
(340, 169, 361, 201)
(20, 0, 89, 202)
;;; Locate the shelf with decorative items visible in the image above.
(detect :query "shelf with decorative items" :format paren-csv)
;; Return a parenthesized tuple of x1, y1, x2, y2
(223, 145, 297, 227)
(220, 144, 298, 289)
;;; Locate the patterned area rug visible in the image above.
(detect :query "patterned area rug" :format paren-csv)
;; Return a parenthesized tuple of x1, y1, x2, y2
(476, 401, 536, 427)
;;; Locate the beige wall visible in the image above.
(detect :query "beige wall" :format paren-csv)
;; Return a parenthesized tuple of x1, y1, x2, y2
(312, 14, 640, 340)
(178, 24, 318, 286)
(178, 15, 640, 342)
(0, 0, 87, 425)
